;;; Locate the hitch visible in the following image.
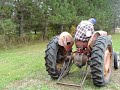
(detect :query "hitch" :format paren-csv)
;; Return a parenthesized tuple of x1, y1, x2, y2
(56, 58, 89, 88)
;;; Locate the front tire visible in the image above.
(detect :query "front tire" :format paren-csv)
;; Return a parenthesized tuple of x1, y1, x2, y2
(90, 36, 113, 87)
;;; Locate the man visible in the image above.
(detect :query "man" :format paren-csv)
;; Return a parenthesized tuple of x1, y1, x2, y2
(75, 18, 96, 41)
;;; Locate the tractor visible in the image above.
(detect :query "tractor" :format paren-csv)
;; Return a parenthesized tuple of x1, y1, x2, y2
(44, 30, 120, 87)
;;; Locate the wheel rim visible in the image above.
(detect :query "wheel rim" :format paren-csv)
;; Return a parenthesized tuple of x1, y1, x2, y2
(56, 46, 67, 72)
(56, 60, 64, 71)
(104, 46, 112, 79)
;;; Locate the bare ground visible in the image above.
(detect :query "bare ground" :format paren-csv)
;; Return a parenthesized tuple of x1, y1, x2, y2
(111, 69, 120, 84)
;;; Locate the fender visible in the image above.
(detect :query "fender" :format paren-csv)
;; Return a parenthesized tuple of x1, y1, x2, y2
(58, 32, 74, 51)
(88, 31, 107, 51)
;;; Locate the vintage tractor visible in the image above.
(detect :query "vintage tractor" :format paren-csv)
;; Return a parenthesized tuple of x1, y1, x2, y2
(44, 31, 120, 87)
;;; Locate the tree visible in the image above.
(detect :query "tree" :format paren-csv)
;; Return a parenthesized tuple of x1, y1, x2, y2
(0, 0, 114, 44)
(48, 0, 77, 33)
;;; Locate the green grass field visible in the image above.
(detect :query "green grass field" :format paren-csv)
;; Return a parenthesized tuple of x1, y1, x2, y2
(0, 42, 48, 90)
(0, 34, 120, 90)
(112, 34, 120, 51)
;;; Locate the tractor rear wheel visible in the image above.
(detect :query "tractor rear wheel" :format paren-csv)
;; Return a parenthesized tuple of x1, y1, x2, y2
(90, 36, 113, 87)
(45, 36, 71, 79)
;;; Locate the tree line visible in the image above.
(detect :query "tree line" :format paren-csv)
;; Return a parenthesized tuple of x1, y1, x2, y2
(0, 0, 115, 48)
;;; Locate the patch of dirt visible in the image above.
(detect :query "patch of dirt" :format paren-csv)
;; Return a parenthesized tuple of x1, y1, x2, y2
(4, 78, 41, 90)
(111, 69, 120, 84)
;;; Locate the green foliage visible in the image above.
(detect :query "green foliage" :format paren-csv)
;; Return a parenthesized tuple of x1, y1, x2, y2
(0, 19, 16, 35)
(0, 0, 114, 45)
(49, 0, 76, 25)
(45, 26, 56, 39)
(0, 19, 17, 48)
(91, 0, 113, 31)
(70, 25, 76, 36)
(0, 0, 14, 19)
(72, 0, 113, 31)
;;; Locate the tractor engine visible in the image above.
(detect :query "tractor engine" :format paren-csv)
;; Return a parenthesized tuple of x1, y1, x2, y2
(74, 40, 90, 68)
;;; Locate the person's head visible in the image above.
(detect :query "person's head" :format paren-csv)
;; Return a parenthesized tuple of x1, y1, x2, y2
(75, 20, 94, 41)
(88, 18, 96, 25)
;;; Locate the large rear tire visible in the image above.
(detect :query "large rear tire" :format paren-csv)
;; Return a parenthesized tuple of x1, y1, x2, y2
(90, 36, 113, 87)
(45, 36, 71, 79)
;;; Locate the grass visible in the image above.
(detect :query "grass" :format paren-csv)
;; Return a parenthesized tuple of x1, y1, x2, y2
(0, 34, 120, 90)
(111, 33, 120, 51)
(0, 42, 49, 90)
